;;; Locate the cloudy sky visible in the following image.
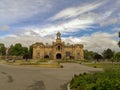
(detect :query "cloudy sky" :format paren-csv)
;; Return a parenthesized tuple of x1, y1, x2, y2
(0, 0, 120, 53)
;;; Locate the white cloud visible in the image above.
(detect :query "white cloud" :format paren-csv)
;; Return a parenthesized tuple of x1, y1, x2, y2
(0, 34, 55, 47)
(49, 1, 107, 21)
(113, 27, 120, 31)
(77, 11, 113, 26)
(25, 18, 95, 37)
(24, 10, 113, 37)
(0, 0, 53, 24)
(80, 32, 119, 52)
(0, 0, 119, 53)
(62, 32, 118, 52)
(0, 31, 119, 53)
(100, 18, 120, 26)
(0, 25, 10, 31)
(62, 32, 119, 53)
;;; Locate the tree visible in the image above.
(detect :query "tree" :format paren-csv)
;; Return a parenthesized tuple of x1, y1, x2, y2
(118, 41, 120, 48)
(14, 43, 23, 56)
(23, 54, 30, 61)
(8, 43, 28, 56)
(29, 45, 33, 59)
(102, 48, 114, 60)
(8, 44, 15, 55)
(0, 43, 6, 55)
(114, 52, 120, 62)
(94, 53, 103, 62)
(84, 50, 96, 60)
(22, 47, 29, 55)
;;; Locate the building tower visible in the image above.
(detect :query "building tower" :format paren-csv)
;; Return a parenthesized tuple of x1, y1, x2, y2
(56, 32, 61, 42)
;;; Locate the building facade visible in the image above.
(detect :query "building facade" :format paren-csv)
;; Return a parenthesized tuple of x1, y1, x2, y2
(33, 32, 84, 60)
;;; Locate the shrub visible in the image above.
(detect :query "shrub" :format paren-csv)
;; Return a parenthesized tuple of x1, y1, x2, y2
(60, 65, 63, 68)
(36, 60, 41, 64)
(70, 69, 120, 90)
(93, 66, 97, 68)
(20, 62, 40, 65)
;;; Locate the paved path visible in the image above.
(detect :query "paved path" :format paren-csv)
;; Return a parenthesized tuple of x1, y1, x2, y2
(0, 62, 102, 90)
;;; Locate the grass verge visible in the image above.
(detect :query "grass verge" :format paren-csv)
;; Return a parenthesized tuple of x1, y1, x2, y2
(84, 62, 120, 69)
(4, 60, 62, 68)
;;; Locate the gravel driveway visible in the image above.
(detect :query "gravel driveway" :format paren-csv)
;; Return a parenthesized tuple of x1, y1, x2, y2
(0, 62, 102, 90)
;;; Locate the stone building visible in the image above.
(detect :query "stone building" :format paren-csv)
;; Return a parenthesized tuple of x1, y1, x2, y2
(32, 32, 84, 60)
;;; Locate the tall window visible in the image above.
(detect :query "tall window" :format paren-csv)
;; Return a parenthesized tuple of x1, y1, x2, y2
(58, 46, 60, 50)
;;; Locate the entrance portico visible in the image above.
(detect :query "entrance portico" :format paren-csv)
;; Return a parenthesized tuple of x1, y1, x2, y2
(56, 53, 62, 59)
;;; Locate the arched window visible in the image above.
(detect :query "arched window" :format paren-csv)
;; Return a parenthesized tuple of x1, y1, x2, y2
(58, 46, 60, 50)
(56, 53, 62, 59)
(44, 55, 49, 59)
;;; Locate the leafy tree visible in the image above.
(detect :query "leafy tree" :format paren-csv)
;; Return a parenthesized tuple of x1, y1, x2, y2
(94, 53, 103, 62)
(118, 41, 120, 48)
(114, 52, 120, 62)
(102, 48, 114, 60)
(119, 32, 120, 37)
(22, 47, 29, 55)
(8, 44, 14, 55)
(84, 50, 96, 60)
(29, 45, 33, 59)
(23, 54, 30, 61)
(8, 43, 28, 56)
(14, 43, 23, 56)
(0, 43, 6, 55)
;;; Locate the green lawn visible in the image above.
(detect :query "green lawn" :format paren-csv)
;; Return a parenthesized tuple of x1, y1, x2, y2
(70, 62, 120, 90)
(84, 62, 120, 69)
(70, 68, 120, 90)
(4, 59, 62, 68)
